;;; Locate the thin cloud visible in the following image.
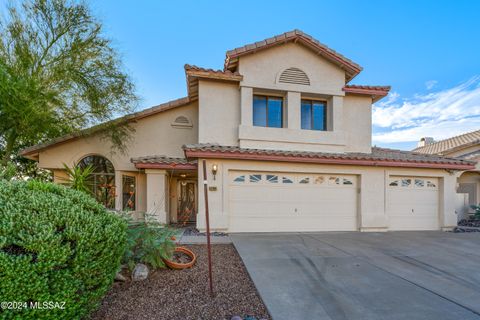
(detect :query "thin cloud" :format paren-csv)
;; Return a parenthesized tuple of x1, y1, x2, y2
(372, 76, 480, 144)
(425, 80, 438, 90)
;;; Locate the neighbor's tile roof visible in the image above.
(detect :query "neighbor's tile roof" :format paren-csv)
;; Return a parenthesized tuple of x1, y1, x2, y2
(413, 129, 480, 155)
(183, 144, 475, 169)
(20, 97, 193, 157)
(224, 29, 363, 81)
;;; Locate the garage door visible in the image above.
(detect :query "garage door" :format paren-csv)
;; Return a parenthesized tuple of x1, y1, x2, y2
(228, 171, 358, 232)
(387, 176, 439, 230)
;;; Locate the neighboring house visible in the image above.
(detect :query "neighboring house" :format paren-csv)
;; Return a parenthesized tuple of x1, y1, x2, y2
(21, 30, 476, 232)
(413, 130, 480, 217)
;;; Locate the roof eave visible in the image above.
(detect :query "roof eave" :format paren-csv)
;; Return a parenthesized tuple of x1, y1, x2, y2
(20, 97, 193, 158)
(224, 31, 363, 81)
(184, 149, 475, 171)
(134, 162, 197, 170)
(342, 86, 391, 103)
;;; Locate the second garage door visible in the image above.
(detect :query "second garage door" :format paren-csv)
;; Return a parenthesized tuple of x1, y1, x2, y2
(228, 171, 358, 232)
(387, 176, 440, 230)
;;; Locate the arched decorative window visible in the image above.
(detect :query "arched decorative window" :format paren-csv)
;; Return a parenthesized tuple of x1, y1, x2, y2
(278, 67, 310, 86)
(77, 155, 116, 209)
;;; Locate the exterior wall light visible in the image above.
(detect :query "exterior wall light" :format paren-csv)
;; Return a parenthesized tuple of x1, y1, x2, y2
(212, 164, 218, 180)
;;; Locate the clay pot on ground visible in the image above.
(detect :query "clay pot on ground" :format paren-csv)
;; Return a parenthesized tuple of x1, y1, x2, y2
(164, 247, 196, 270)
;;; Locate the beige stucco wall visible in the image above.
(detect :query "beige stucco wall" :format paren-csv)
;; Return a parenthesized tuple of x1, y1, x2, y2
(198, 80, 240, 146)
(196, 158, 457, 232)
(37, 102, 198, 171)
(238, 42, 345, 96)
(458, 171, 480, 205)
(37, 102, 198, 212)
(343, 95, 372, 153)
(207, 42, 372, 153)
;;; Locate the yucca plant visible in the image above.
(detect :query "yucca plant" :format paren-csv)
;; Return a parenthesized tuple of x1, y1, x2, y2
(62, 163, 95, 194)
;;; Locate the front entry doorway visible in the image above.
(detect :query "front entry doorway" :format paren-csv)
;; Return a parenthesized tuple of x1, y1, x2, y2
(177, 180, 197, 224)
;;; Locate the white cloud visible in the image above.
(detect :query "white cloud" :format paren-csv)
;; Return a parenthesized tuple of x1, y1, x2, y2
(372, 76, 480, 144)
(425, 80, 438, 90)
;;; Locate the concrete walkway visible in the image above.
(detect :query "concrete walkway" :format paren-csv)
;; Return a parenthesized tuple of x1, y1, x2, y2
(232, 231, 480, 320)
(178, 234, 232, 244)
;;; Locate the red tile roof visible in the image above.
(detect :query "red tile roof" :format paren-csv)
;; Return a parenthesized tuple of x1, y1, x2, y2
(131, 155, 197, 169)
(342, 85, 391, 102)
(20, 97, 193, 157)
(183, 144, 475, 170)
(224, 29, 363, 82)
(184, 64, 243, 100)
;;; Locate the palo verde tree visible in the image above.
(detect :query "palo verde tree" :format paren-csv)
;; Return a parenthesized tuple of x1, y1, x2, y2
(0, 0, 137, 177)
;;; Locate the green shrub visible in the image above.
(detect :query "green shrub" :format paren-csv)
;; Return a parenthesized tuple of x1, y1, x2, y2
(123, 214, 177, 270)
(0, 180, 127, 320)
(471, 204, 480, 219)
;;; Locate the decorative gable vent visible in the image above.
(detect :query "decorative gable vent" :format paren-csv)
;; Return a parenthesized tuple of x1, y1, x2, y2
(278, 67, 310, 86)
(171, 115, 193, 128)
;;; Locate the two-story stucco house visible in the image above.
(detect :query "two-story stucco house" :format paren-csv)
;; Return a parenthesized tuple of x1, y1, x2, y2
(21, 30, 476, 232)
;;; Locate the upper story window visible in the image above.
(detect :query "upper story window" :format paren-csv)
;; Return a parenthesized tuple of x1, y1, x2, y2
(301, 100, 326, 131)
(253, 95, 283, 128)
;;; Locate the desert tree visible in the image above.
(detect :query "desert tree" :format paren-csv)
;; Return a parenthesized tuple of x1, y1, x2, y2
(0, 0, 137, 177)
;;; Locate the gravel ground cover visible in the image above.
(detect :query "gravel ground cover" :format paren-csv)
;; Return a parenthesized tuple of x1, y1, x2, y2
(92, 244, 270, 320)
(453, 219, 480, 232)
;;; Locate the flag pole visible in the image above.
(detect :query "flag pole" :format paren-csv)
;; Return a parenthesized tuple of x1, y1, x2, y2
(202, 159, 214, 297)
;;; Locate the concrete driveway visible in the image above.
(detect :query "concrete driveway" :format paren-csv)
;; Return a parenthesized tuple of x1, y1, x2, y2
(231, 232, 480, 320)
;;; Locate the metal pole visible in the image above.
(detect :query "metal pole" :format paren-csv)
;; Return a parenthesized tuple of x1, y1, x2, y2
(202, 159, 214, 297)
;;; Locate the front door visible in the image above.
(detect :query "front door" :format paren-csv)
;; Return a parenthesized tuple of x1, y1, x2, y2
(177, 180, 197, 224)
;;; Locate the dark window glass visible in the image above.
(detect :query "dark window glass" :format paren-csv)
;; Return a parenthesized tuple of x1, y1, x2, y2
(253, 96, 267, 127)
(301, 101, 312, 129)
(77, 155, 116, 209)
(312, 102, 326, 130)
(122, 175, 136, 211)
(267, 97, 283, 128)
(301, 100, 326, 131)
(253, 95, 283, 128)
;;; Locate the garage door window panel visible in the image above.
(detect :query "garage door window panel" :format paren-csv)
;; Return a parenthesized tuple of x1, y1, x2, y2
(282, 176, 294, 184)
(233, 175, 246, 183)
(299, 177, 310, 184)
(266, 174, 279, 183)
(249, 174, 262, 183)
(401, 179, 412, 187)
(314, 176, 325, 184)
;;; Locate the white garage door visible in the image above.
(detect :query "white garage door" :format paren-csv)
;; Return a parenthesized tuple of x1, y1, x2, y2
(228, 171, 358, 232)
(387, 176, 439, 230)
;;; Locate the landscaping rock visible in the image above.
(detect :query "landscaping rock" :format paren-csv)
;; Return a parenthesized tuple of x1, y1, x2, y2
(92, 245, 271, 320)
(114, 272, 127, 282)
(230, 316, 242, 320)
(132, 263, 149, 281)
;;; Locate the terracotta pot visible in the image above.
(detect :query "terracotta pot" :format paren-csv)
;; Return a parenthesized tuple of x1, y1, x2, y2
(164, 247, 196, 270)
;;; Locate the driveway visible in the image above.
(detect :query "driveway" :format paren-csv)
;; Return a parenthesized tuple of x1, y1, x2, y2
(231, 232, 480, 320)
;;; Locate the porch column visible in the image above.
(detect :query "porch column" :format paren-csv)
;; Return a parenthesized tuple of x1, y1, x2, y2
(145, 169, 168, 223)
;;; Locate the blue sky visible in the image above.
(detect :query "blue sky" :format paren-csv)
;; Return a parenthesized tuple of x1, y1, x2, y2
(91, 0, 480, 150)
